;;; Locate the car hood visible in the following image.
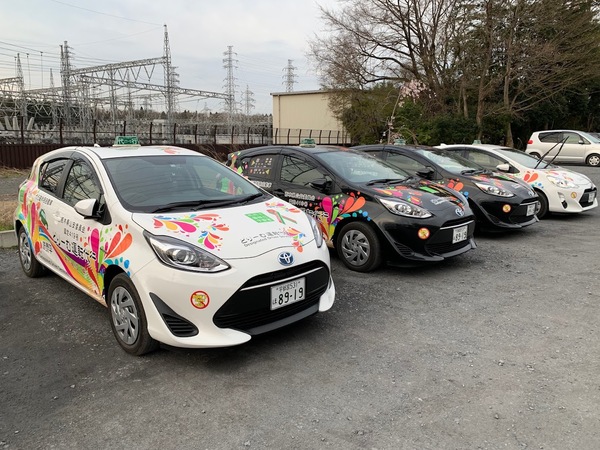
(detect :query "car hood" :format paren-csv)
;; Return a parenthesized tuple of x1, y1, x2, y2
(132, 200, 314, 259)
(364, 178, 471, 215)
(541, 168, 594, 187)
(464, 172, 536, 196)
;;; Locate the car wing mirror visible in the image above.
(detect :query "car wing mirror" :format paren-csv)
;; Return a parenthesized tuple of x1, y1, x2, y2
(416, 167, 435, 180)
(496, 163, 518, 174)
(75, 198, 101, 219)
(309, 178, 332, 193)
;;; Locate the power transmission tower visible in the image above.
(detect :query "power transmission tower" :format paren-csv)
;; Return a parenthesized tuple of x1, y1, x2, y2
(223, 46, 238, 126)
(283, 59, 297, 92)
(242, 85, 255, 116)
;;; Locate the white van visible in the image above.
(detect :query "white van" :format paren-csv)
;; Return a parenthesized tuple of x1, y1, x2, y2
(526, 130, 600, 166)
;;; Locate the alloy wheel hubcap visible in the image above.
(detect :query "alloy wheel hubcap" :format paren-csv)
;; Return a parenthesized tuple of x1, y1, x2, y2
(110, 286, 139, 345)
(19, 233, 32, 271)
(341, 229, 370, 266)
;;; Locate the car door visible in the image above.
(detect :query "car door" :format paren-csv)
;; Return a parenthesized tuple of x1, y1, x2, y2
(33, 157, 71, 267)
(558, 131, 587, 163)
(51, 156, 108, 297)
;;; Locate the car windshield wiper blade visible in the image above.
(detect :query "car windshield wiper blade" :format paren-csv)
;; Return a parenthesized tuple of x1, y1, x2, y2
(237, 192, 264, 204)
(151, 199, 239, 213)
(365, 178, 407, 186)
(460, 169, 486, 175)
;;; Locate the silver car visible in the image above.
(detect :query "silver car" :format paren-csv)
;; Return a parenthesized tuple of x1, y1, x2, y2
(526, 130, 600, 166)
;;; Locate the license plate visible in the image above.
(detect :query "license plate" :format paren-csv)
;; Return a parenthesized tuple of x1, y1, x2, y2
(526, 203, 536, 216)
(452, 225, 468, 244)
(270, 277, 305, 310)
(589, 192, 596, 202)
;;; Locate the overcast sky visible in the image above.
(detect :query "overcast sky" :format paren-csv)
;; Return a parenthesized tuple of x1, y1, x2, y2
(0, 0, 338, 115)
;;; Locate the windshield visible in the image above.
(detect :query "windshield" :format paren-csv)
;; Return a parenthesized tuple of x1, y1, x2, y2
(413, 148, 485, 173)
(317, 150, 410, 183)
(103, 155, 265, 213)
(494, 147, 556, 169)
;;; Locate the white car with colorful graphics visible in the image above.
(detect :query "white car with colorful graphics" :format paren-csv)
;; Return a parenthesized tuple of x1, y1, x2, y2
(439, 144, 598, 218)
(14, 143, 335, 355)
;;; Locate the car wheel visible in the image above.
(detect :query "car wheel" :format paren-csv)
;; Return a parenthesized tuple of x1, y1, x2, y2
(536, 190, 549, 219)
(336, 222, 382, 272)
(108, 274, 159, 356)
(17, 227, 45, 278)
(585, 153, 600, 167)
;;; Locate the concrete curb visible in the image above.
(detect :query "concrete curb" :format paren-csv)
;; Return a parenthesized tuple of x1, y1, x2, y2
(0, 229, 17, 248)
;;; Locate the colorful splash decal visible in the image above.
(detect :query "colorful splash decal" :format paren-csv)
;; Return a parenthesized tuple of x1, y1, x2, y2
(522, 171, 543, 189)
(18, 186, 133, 300)
(153, 213, 230, 250)
(446, 179, 468, 198)
(318, 193, 369, 241)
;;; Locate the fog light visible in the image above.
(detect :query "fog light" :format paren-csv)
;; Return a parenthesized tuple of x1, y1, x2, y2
(418, 228, 430, 240)
(502, 204, 511, 213)
(571, 192, 577, 199)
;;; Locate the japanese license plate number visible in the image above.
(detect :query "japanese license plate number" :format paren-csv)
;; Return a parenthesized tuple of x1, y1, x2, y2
(452, 225, 468, 244)
(270, 277, 305, 310)
(526, 203, 536, 216)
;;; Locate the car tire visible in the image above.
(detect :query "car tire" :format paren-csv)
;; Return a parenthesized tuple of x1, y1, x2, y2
(535, 190, 549, 219)
(336, 221, 382, 272)
(17, 227, 45, 278)
(108, 274, 159, 356)
(585, 153, 600, 167)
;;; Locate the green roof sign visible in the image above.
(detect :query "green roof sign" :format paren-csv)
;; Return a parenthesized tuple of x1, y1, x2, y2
(114, 135, 140, 146)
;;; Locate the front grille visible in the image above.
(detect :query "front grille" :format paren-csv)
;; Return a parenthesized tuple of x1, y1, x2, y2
(580, 188, 597, 207)
(213, 261, 330, 334)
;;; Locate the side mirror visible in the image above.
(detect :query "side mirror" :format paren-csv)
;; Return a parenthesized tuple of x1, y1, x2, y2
(496, 163, 518, 174)
(416, 167, 435, 180)
(309, 178, 332, 193)
(75, 198, 101, 219)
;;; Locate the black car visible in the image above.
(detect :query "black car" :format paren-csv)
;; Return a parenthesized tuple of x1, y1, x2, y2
(227, 145, 477, 272)
(352, 144, 540, 231)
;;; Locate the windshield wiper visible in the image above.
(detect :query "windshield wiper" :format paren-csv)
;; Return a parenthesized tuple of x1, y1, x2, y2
(237, 192, 264, 204)
(151, 199, 239, 213)
(460, 169, 487, 175)
(366, 178, 407, 186)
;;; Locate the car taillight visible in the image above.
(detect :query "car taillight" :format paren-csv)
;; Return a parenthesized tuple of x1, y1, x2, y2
(527, 139, 533, 144)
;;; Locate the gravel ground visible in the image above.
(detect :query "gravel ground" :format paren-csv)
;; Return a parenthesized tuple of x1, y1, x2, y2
(1, 165, 599, 450)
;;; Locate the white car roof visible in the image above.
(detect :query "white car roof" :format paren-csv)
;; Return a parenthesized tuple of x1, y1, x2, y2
(45, 145, 205, 160)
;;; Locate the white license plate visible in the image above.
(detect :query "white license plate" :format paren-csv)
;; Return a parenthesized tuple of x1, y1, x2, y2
(270, 277, 305, 310)
(589, 192, 596, 202)
(452, 225, 468, 244)
(526, 203, 536, 216)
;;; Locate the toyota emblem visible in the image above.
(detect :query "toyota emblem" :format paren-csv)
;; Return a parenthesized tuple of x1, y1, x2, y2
(277, 251, 294, 266)
(455, 207, 464, 217)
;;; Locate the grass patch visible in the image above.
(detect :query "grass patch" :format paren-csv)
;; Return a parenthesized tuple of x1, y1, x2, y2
(1, 166, 28, 231)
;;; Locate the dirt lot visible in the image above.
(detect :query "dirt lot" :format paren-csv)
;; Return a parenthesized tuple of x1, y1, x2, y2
(1, 166, 599, 450)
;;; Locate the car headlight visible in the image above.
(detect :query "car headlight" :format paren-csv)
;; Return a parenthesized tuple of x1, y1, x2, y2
(144, 231, 230, 273)
(474, 182, 515, 197)
(306, 214, 324, 248)
(547, 175, 578, 189)
(379, 197, 433, 218)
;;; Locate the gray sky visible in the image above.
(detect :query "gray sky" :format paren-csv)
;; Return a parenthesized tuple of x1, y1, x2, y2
(0, 0, 337, 114)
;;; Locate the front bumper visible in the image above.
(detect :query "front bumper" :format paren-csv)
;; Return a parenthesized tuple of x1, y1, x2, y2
(132, 245, 335, 348)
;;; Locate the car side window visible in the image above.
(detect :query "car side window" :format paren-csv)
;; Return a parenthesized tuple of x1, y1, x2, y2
(539, 132, 561, 143)
(63, 160, 102, 207)
(280, 155, 325, 186)
(39, 159, 68, 194)
(386, 153, 426, 173)
(241, 154, 276, 180)
(564, 132, 584, 144)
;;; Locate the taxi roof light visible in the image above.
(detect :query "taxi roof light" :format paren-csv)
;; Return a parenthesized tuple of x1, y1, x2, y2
(113, 135, 140, 147)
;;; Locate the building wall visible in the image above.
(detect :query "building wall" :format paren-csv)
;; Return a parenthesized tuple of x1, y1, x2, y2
(271, 90, 348, 145)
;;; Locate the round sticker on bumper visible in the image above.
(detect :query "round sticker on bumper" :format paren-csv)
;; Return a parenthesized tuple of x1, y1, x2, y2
(191, 291, 210, 309)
